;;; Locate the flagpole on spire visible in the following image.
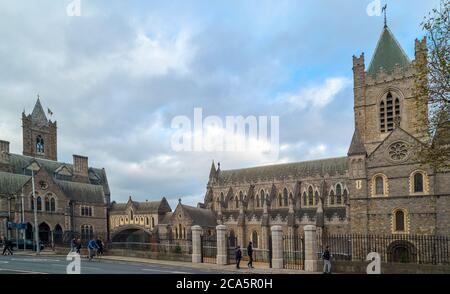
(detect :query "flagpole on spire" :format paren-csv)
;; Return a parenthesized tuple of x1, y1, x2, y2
(382, 4, 387, 28)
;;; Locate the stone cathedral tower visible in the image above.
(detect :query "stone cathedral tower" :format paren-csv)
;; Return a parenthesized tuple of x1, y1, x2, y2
(351, 24, 428, 155)
(22, 97, 58, 161)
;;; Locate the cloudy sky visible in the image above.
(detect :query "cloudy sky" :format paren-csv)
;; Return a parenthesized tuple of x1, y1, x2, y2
(0, 0, 440, 208)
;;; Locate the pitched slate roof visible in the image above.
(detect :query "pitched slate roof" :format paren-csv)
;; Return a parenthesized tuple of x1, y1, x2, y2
(348, 130, 367, 155)
(0, 172, 30, 195)
(55, 179, 105, 203)
(218, 157, 348, 184)
(181, 204, 217, 227)
(367, 26, 410, 77)
(2, 153, 109, 204)
(110, 197, 172, 214)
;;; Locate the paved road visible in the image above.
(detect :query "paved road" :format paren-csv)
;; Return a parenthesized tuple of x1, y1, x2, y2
(0, 255, 217, 274)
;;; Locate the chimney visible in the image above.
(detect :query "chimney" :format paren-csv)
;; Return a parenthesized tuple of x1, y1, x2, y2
(73, 154, 89, 183)
(0, 140, 10, 167)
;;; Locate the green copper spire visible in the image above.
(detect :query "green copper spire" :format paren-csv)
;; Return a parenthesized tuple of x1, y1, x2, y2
(367, 26, 410, 77)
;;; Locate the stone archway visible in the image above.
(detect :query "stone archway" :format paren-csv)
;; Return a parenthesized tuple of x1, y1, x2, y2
(25, 223, 33, 240)
(111, 226, 152, 243)
(54, 224, 63, 244)
(387, 240, 417, 263)
(39, 222, 51, 245)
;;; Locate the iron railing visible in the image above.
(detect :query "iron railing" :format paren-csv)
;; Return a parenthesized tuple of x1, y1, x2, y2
(317, 233, 450, 265)
(283, 235, 304, 270)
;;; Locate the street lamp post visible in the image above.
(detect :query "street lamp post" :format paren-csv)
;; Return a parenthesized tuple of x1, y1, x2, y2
(21, 191, 25, 251)
(29, 166, 40, 255)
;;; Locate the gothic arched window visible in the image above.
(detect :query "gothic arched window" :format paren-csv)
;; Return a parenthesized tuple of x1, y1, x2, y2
(343, 190, 348, 205)
(308, 187, 314, 206)
(314, 191, 319, 205)
(303, 192, 307, 206)
(336, 184, 342, 204)
(414, 173, 424, 193)
(36, 135, 44, 154)
(50, 197, 56, 212)
(283, 188, 288, 207)
(375, 176, 384, 195)
(380, 92, 401, 133)
(81, 224, 94, 241)
(45, 197, 50, 211)
(37, 196, 42, 211)
(329, 190, 335, 205)
(394, 210, 406, 232)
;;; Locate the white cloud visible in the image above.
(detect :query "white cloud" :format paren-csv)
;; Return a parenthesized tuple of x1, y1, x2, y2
(280, 77, 351, 110)
(122, 30, 195, 77)
(308, 144, 328, 157)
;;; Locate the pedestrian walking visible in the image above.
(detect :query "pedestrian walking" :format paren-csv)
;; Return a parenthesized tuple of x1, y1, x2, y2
(235, 246, 242, 269)
(96, 237, 104, 257)
(247, 242, 254, 269)
(70, 237, 77, 253)
(322, 246, 332, 274)
(76, 238, 82, 254)
(2, 237, 13, 256)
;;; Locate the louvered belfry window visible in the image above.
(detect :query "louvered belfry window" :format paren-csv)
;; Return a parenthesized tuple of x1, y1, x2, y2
(380, 92, 400, 132)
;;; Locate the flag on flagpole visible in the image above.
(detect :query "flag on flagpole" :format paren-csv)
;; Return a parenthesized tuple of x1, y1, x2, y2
(48, 108, 53, 116)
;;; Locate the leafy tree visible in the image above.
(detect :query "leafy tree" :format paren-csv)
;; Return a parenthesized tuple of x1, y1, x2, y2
(415, 0, 450, 170)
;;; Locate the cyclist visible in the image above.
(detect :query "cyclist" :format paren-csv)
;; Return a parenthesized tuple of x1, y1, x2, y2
(87, 238, 99, 261)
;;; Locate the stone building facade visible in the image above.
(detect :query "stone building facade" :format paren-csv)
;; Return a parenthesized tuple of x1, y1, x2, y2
(190, 25, 450, 249)
(109, 196, 171, 242)
(0, 98, 110, 245)
(109, 24, 449, 250)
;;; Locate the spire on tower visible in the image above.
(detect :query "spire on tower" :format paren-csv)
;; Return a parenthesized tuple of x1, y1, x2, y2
(31, 95, 48, 126)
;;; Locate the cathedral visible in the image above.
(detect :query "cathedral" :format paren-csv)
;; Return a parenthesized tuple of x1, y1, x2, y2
(108, 23, 450, 249)
(0, 98, 110, 245)
(196, 24, 450, 249)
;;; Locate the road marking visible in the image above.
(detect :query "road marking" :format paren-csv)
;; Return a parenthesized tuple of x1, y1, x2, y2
(10, 258, 61, 262)
(0, 261, 9, 264)
(141, 268, 189, 274)
(0, 268, 47, 274)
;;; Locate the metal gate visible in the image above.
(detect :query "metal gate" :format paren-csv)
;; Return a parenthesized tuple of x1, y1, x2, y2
(283, 234, 305, 270)
(226, 235, 238, 265)
(201, 235, 217, 264)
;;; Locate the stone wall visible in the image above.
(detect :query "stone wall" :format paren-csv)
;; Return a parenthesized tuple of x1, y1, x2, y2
(327, 260, 450, 274)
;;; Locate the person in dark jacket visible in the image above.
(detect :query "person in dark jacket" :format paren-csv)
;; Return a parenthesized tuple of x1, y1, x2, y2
(235, 246, 242, 269)
(70, 238, 77, 253)
(247, 242, 254, 269)
(2, 238, 13, 256)
(96, 237, 104, 257)
(322, 246, 332, 274)
(75, 238, 82, 254)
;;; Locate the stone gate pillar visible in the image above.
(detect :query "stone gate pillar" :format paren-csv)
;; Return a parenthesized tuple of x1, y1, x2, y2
(191, 225, 202, 263)
(304, 225, 318, 272)
(271, 225, 283, 269)
(216, 225, 227, 265)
